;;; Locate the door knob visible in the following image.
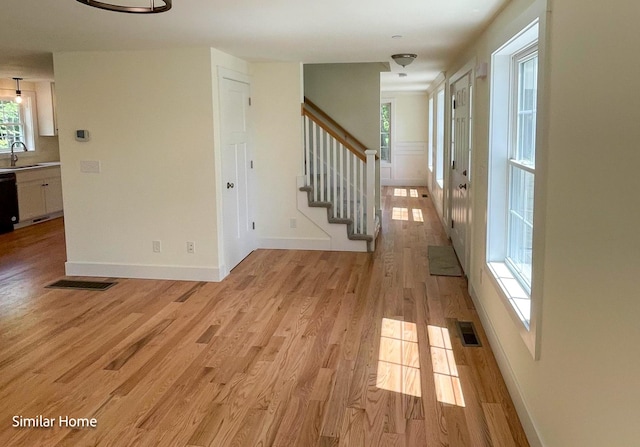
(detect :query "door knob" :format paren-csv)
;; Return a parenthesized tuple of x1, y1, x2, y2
(459, 183, 467, 190)
(227, 182, 235, 189)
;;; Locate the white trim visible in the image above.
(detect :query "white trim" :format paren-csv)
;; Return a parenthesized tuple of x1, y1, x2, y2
(14, 211, 64, 229)
(258, 237, 332, 251)
(65, 262, 226, 282)
(217, 66, 251, 85)
(381, 178, 427, 187)
(488, 16, 545, 359)
(447, 59, 476, 277)
(469, 282, 545, 447)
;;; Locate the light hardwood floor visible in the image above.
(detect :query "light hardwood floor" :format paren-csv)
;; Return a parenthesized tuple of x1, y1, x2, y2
(0, 187, 529, 447)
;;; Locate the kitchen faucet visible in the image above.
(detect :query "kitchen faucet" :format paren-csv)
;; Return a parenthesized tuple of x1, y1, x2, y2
(10, 141, 27, 167)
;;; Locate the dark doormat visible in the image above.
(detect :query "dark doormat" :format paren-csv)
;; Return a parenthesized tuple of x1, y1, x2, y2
(427, 245, 463, 277)
(46, 279, 117, 291)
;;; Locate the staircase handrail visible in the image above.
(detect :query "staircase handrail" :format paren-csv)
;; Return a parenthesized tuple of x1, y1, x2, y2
(301, 97, 379, 162)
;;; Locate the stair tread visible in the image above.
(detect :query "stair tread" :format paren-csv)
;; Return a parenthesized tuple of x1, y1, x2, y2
(300, 182, 373, 250)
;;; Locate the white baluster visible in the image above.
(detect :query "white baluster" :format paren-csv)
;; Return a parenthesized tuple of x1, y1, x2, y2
(339, 143, 344, 218)
(346, 149, 351, 221)
(305, 116, 311, 187)
(365, 149, 377, 250)
(359, 158, 364, 234)
(320, 130, 325, 202)
(312, 121, 318, 202)
(332, 138, 337, 218)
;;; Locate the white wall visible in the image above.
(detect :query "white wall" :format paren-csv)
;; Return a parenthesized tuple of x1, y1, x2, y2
(54, 47, 233, 281)
(250, 62, 329, 248)
(381, 92, 429, 186)
(443, 0, 640, 445)
(0, 78, 60, 168)
(303, 63, 386, 151)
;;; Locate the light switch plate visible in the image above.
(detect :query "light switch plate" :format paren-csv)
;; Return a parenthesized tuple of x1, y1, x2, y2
(80, 160, 100, 173)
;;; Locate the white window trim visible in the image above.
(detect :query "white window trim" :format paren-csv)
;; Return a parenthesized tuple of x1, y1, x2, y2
(487, 18, 547, 359)
(435, 87, 446, 188)
(0, 88, 37, 157)
(428, 96, 434, 172)
(380, 99, 394, 165)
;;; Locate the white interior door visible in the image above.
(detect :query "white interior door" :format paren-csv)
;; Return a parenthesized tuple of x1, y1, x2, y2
(220, 74, 253, 271)
(450, 73, 471, 273)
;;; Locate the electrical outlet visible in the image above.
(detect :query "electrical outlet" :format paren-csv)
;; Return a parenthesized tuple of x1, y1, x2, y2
(290, 218, 297, 229)
(152, 240, 161, 253)
(187, 241, 195, 254)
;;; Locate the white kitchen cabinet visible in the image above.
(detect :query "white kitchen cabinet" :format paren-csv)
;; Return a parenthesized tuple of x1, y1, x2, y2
(15, 166, 63, 223)
(35, 81, 58, 136)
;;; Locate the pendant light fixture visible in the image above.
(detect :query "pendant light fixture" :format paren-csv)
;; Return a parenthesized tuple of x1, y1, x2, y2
(13, 78, 22, 104)
(391, 54, 417, 68)
(75, 0, 172, 14)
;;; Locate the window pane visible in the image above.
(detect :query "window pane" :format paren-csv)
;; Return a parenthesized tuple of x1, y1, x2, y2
(436, 89, 445, 185)
(0, 100, 25, 151)
(428, 97, 434, 170)
(514, 54, 538, 167)
(507, 166, 534, 288)
(380, 102, 391, 162)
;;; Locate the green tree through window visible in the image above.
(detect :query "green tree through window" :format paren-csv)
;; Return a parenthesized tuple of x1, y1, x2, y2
(380, 102, 391, 162)
(0, 99, 25, 151)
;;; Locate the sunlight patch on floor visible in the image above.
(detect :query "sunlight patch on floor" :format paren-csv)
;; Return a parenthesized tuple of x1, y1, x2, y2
(376, 318, 422, 397)
(410, 189, 419, 197)
(412, 209, 424, 222)
(428, 325, 465, 407)
(394, 188, 408, 197)
(392, 207, 409, 221)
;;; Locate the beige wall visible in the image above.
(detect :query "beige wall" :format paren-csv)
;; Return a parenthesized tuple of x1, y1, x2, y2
(303, 63, 387, 151)
(54, 47, 234, 281)
(0, 78, 60, 168)
(381, 92, 429, 142)
(442, 0, 640, 445)
(380, 92, 429, 186)
(250, 62, 328, 246)
(54, 49, 336, 279)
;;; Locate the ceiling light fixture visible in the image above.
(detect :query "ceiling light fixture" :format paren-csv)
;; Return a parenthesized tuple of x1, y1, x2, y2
(391, 53, 417, 68)
(13, 78, 22, 104)
(75, 0, 172, 14)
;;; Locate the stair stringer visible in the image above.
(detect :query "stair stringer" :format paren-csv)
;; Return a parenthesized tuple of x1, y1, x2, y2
(296, 176, 369, 252)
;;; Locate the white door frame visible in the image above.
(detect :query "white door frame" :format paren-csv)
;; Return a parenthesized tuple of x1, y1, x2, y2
(447, 58, 476, 275)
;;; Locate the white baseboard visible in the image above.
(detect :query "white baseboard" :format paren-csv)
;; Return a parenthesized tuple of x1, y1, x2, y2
(468, 283, 544, 447)
(65, 262, 226, 282)
(258, 237, 331, 251)
(15, 211, 64, 229)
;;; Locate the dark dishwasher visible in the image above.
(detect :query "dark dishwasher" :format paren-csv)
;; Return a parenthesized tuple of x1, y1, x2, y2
(0, 172, 19, 234)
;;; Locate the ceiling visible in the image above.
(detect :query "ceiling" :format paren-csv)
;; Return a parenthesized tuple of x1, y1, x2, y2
(0, 0, 508, 91)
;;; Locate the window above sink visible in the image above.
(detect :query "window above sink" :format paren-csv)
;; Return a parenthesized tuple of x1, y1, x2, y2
(0, 89, 36, 155)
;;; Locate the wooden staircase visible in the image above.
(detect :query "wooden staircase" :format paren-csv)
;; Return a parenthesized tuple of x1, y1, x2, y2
(298, 98, 380, 252)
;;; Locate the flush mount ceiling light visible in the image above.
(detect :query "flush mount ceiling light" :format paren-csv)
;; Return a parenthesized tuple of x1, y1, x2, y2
(13, 78, 22, 104)
(391, 53, 417, 68)
(75, 0, 172, 14)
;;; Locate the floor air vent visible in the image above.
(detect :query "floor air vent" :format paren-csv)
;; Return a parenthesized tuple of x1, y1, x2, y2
(456, 321, 482, 347)
(46, 280, 117, 291)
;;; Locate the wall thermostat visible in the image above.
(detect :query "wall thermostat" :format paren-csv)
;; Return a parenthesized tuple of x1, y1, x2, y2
(75, 130, 90, 142)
